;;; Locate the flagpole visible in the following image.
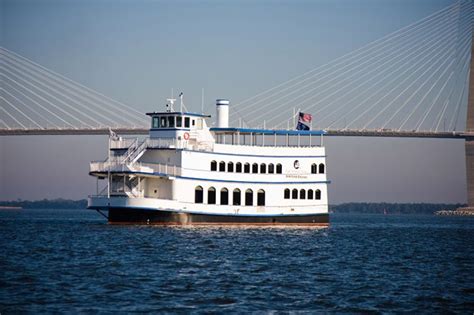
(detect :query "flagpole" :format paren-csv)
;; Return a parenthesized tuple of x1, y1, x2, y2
(107, 129, 111, 198)
(293, 108, 296, 129)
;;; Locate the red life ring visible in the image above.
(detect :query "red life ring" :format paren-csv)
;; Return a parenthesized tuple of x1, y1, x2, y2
(183, 132, 190, 140)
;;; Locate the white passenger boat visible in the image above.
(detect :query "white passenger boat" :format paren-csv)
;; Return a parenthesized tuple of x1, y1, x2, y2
(88, 98, 329, 225)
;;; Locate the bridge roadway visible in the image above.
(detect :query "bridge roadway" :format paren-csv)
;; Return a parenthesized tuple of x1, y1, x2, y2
(0, 127, 470, 139)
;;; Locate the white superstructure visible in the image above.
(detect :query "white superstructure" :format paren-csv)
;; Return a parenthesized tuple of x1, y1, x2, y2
(88, 98, 329, 225)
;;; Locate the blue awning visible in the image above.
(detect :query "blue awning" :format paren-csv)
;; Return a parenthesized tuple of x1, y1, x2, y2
(210, 127, 326, 135)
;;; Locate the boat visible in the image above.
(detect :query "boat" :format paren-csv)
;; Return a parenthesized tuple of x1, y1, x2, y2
(87, 97, 330, 226)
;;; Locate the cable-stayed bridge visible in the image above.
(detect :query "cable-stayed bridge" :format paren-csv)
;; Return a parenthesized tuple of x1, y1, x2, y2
(1, 1, 473, 139)
(1, 1, 474, 210)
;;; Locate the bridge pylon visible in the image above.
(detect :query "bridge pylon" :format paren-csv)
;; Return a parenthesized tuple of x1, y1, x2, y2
(459, 30, 474, 212)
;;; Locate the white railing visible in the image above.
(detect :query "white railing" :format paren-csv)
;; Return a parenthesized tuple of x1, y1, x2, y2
(110, 138, 137, 149)
(89, 161, 181, 176)
(147, 137, 183, 149)
(137, 162, 181, 176)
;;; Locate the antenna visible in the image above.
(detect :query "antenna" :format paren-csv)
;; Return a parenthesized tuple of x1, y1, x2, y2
(179, 92, 184, 112)
(166, 98, 176, 112)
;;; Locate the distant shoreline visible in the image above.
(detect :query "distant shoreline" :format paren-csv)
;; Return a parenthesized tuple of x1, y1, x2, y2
(0, 205, 22, 210)
(0, 199, 465, 215)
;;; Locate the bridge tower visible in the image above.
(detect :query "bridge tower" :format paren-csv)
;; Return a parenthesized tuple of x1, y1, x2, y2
(461, 30, 474, 211)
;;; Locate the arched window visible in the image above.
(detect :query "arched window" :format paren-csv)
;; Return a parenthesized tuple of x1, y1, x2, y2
(276, 163, 282, 174)
(257, 189, 265, 206)
(219, 161, 226, 172)
(315, 189, 321, 200)
(311, 163, 317, 174)
(233, 188, 241, 205)
(252, 163, 258, 174)
(220, 188, 229, 205)
(195, 186, 203, 203)
(268, 163, 275, 174)
(208, 187, 216, 204)
(236, 162, 242, 173)
(227, 162, 234, 172)
(307, 189, 314, 199)
(292, 188, 298, 199)
(284, 188, 290, 199)
(210, 161, 217, 171)
(300, 189, 306, 199)
(244, 163, 250, 173)
(245, 189, 253, 206)
(260, 163, 266, 174)
(319, 163, 325, 174)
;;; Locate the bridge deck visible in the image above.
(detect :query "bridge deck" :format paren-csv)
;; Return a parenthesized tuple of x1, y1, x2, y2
(0, 128, 468, 139)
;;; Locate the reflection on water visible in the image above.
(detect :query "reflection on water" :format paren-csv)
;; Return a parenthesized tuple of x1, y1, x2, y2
(1, 209, 473, 312)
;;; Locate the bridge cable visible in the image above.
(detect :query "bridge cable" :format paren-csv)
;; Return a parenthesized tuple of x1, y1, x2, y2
(231, 2, 457, 114)
(0, 97, 28, 129)
(0, 88, 52, 128)
(1, 66, 99, 128)
(324, 15, 465, 130)
(1, 79, 72, 128)
(351, 19, 471, 130)
(239, 4, 462, 127)
(0, 47, 148, 125)
(0, 50, 146, 126)
(1, 57, 135, 127)
(382, 31, 471, 130)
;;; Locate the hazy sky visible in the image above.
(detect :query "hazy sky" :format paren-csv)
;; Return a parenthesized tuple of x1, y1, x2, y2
(0, 0, 468, 203)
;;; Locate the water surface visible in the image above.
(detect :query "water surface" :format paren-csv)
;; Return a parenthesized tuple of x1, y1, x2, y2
(1, 209, 473, 313)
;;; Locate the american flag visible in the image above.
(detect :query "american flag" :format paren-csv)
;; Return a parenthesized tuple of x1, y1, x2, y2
(296, 112, 312, 130)
(299, 112, 312, 123)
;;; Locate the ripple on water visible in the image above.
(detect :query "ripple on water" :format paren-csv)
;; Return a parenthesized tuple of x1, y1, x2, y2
(0, 210, 473, 312)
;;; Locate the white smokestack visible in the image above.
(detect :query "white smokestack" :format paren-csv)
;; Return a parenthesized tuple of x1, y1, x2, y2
(216, 99, 230, 128)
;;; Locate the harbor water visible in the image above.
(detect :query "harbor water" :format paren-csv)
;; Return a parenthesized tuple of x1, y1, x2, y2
(1, 209, 473, 313)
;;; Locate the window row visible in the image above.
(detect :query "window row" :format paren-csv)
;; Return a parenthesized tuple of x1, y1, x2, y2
(284, 188, 322, 200)
(195, 186, 265, 206)
(311, 163, 325, 174)
(211, 161, 282, 174)
(152, 116, 196, 129)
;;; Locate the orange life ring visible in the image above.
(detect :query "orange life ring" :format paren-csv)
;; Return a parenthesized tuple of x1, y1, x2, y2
(183, 132, 190, 140)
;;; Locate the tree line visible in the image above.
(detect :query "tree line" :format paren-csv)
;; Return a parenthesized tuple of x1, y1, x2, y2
(0, 199, 464, 214)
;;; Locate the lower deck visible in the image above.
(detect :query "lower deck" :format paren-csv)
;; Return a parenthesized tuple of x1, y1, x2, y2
(88, 195, 328, 217)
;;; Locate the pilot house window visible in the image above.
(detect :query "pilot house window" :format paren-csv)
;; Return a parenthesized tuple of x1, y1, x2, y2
(160, 116, 167, 128)
(168, 116, 175, 128)
(176, 116, 182, 127)
(185, 117, 190, 128)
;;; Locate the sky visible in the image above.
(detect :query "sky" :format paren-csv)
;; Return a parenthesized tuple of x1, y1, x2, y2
(0, 0, 468, 204)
